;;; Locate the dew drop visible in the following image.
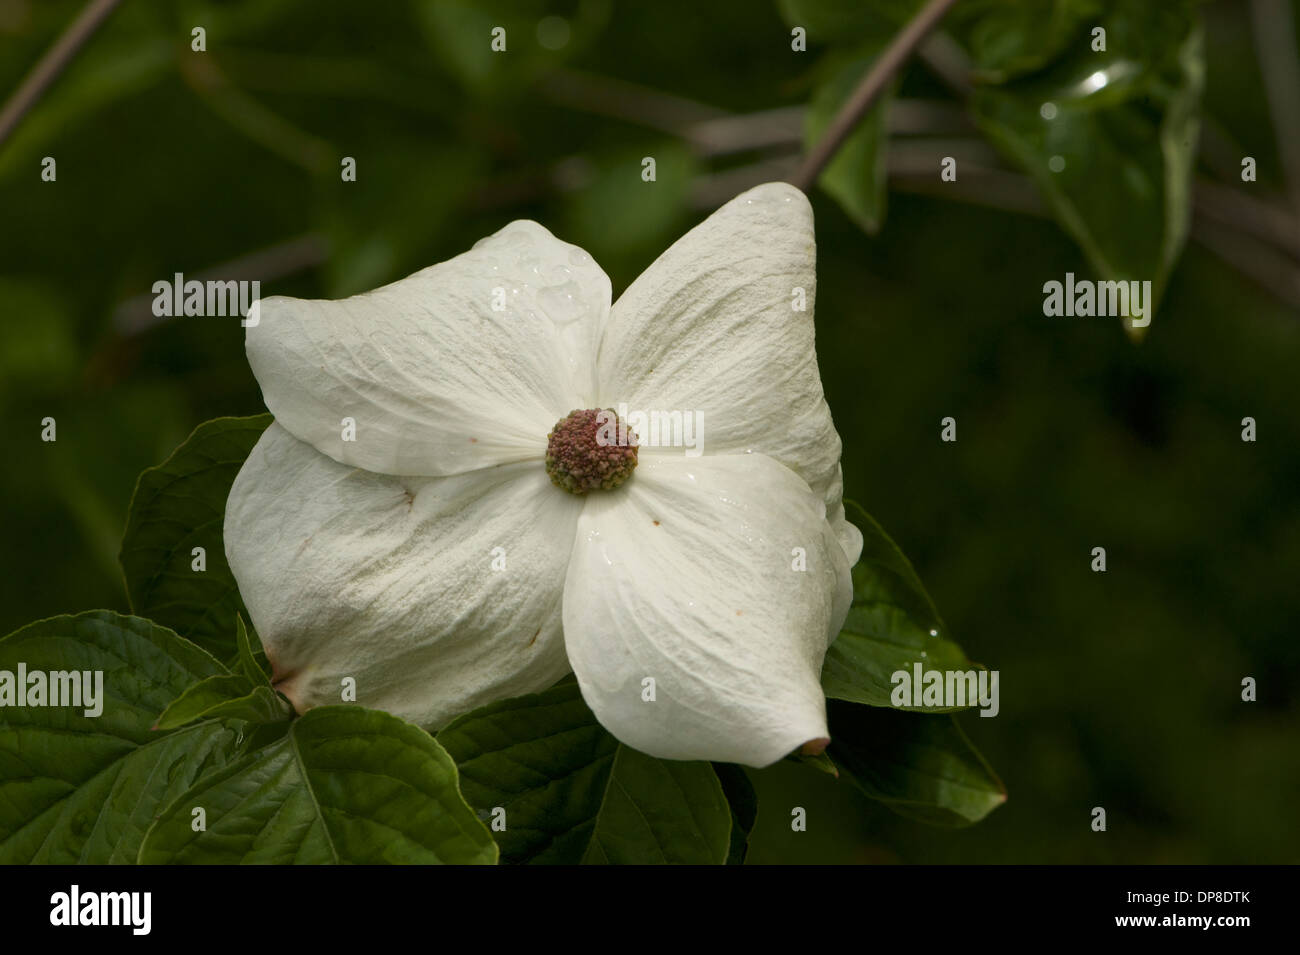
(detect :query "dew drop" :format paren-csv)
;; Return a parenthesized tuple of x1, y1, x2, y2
(537, 280, 586, 325)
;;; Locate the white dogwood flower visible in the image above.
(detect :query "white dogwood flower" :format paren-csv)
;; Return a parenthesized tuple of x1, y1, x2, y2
(225, 182, 862, 768)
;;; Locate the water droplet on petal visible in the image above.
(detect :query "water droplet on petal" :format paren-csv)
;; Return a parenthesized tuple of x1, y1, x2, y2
(538, 280, 586, 325)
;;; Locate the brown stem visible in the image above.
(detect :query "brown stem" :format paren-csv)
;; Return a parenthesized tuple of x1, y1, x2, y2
(1250, 0, 1300, 232)
(790, 0, 962, 191)
(0, 0, 124, 150)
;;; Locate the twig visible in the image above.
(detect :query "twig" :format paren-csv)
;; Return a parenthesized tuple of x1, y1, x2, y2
(0, 0, 123, 150)
(916, 32, 974, 97)
(113, 234, 330, 336)
(1194, 179, 1300, 261)
(895, 161, 1300, 311)
(1250, 0, 1300, 232)
(1192, 218, 1300, 309)
(790, 0, 962, 191)
(688, 107, 804, 157)
(540, 67, 729, 137)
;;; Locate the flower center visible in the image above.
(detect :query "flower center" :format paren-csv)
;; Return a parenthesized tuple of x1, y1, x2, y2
(545, 408, 638, 494)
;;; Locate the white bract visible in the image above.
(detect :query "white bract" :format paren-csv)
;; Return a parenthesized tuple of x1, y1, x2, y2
(226, 181, 862, 768)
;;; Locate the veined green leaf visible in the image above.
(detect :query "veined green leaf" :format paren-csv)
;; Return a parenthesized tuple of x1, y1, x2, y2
(0, 611, 238, 863)
(949, 0, 1105, 84)
(438, 683, 732, 865)
(155, 674, 289, 730)
(713, 763, 758, 865)
(119, 414, 272, 661)
(234, 614, 272, 687)
(970, 1, 1203, 332)
(829, 701, 1006, 827)
(139, 706, 496, 864)
(822, 501, 982, 710)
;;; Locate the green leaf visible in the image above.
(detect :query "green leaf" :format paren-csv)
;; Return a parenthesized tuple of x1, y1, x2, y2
(153, 616, 286, 730)
(828, 700, 1006, 826)
(180, 687, 288, 727)
(564, 143, 696, 276)
(119, 414, 272, 661)
(155, 673, 255, 729)
(949, 0, 1105, 84)
(805, 50, 895, 234)
(789, 750, 840, 778)
(438, 683, 732, 865)
(138, 706, 496, 864)
(822, 501, 982, 709)
(234, 614, 272, 687)
(155, 674, 290, 731)
(582, 746, 731, 865)
(437, 684, 616, 863)
(713, 763, 758, 865)
(0, 611, 239, 863)
(970, 1, 1204, 331)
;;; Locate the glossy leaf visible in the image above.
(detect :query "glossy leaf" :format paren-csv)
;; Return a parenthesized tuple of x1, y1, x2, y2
(233, 614, 272, 687)
(822, 501, 982, 710)
(139, 706, 496, 864)
(949, 0, 1104, 83)
(714, 763, 758, 865)
(805, 50, 895, 234)
(789, 750, 840, 777)
(0, 611, 237, 863)
(119, 414, 272, 661)
(438, 683, 732, 865)
(828, 700, 1006, 826)
(155, 675, 289, 730)
(582, 746, 730, 864)
(970, 1, 1204, 331)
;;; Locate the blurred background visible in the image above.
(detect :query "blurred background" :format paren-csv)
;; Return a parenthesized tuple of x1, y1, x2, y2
(0, 0, 1296, 862)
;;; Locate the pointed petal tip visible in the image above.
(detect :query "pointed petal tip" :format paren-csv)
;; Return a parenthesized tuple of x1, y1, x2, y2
(730, 180, 813, 218)
(743, 179, 809, 200)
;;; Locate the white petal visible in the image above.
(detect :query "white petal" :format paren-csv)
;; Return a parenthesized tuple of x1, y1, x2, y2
(562, 453, 853, 768)
(823, 464, 864, 567)
(248, 221, 611, 477)
(596, 181, 857, 562)
(225, 423, 579, 728)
